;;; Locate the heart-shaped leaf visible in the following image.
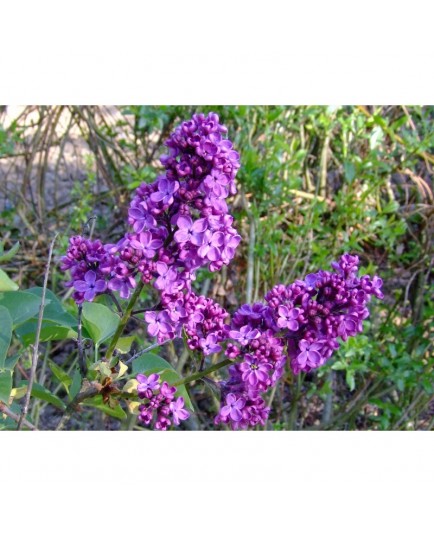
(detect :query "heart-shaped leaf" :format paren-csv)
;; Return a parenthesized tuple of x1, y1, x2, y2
(82, 302, 120, 346)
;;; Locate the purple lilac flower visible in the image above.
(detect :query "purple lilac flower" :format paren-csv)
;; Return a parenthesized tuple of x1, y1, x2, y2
(261, 253, 384, 374)
(150, 177, 180, 206)
(229, 325, 261, 346)
(197, 230, 225, 261)
(108, 273, 136, 300)
(154, 262, 180, 292)
(73, 270, 107, 302)
(129, 231, 163, 258)
(144, 310, 172, 338)
(128, 202, 156, 233)
(219, 394, 245, 422)
(137, 373, 160, 399)
(294, 340, 324, 370)
(199, 333, 222, 355)
(169, 397, 190, 425)
(136, 373, 190, 430)
(276, 305, 300, 330)
(213, 253, 383, 429)
(239, 355, 273, 387)
(174, 216, 207, 245)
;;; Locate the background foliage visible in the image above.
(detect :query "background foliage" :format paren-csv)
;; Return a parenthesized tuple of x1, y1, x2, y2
(0, 105, 433, 430)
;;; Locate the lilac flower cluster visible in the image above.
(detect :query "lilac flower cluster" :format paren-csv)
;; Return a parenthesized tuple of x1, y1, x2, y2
(136, 373, 189, 430)
(60, 235, 137, 304)
(126, 113, 241, 344)
(61, 113, 242, 313)
(215, 329, 285, 429)
(214, 254, 383, 428)
(265, 253, 383, 374)
(128, 112, 241, 276)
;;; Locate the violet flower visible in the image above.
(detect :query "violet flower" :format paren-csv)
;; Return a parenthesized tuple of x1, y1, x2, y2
(137, 373, 161, 399)
(150, 177, 179, 205)
(220, 394, 246, 422)
(154, 262, 180, 292)
(199, 333, 222, 355)
(239, 355, 272, 387)
(197, 230, 225, 261)
(73, 270, 107, 301)
(296, 340, 324, 369)
(130, 231, 163, 258)
(229, 325, 261, 346)
(169, 397, 190, 425)
(145, 310, 172, 337)
(174, 216, 208, 245)
(276, 305, 300, 331)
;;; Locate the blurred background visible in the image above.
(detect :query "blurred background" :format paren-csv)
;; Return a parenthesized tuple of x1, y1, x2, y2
(0, 105, 433, 430)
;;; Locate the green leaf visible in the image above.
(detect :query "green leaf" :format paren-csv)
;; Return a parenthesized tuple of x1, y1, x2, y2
(0, 369, 13, 403)
(132, 352, 173, 375)
(82, 302, 120, 345)
(69, 368, 82, 400)
(0, 268, 19, 291)
(0, 305, 13, 368)
(346, 370, 355, 391)
(132, 353, 194, 411)
(0, 241, 19, 262)
(90, 361, 112, 380)
(115, 335, 136, 354)
(0, 291, 42, 328)
(25, 287, 76, 327)
(16, 381, 66, 410)
(82, 395, 127, 420)
(2, 288, 77, 346)
(4, 352, 21, 371)
(343, 161, 356, 183)
(48, 360, 72, 393)
(396, 378, 405, 392)
(331, 361, 347, 371)
(15, 320, 77, 347)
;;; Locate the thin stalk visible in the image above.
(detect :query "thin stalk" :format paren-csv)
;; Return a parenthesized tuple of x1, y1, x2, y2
(287, 374, 303, 430)
(125, 341, 167, 365)
(173, 359, 233, 387)
(108, 290, 123, 314)
(55, 381, 101, 431)
(1, 402, 38, 431)
(106, 281, 145, 366)
(77, 304, 86, 375)
(18, 233, 58, 430)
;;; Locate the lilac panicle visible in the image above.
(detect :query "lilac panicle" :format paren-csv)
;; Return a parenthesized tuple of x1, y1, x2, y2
(215, 253, 383, 429)
(136, 373, 190, 430)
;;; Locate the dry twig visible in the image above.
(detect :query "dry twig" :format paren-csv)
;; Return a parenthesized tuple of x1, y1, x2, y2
(17, 233, 58, 430)
(0, 401, 38, 431)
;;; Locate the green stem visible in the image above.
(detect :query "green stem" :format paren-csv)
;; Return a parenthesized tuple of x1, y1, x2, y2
(106, 280, 145, 366)
(173, 359, 233, 387)
(287, 373, 303, 430)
